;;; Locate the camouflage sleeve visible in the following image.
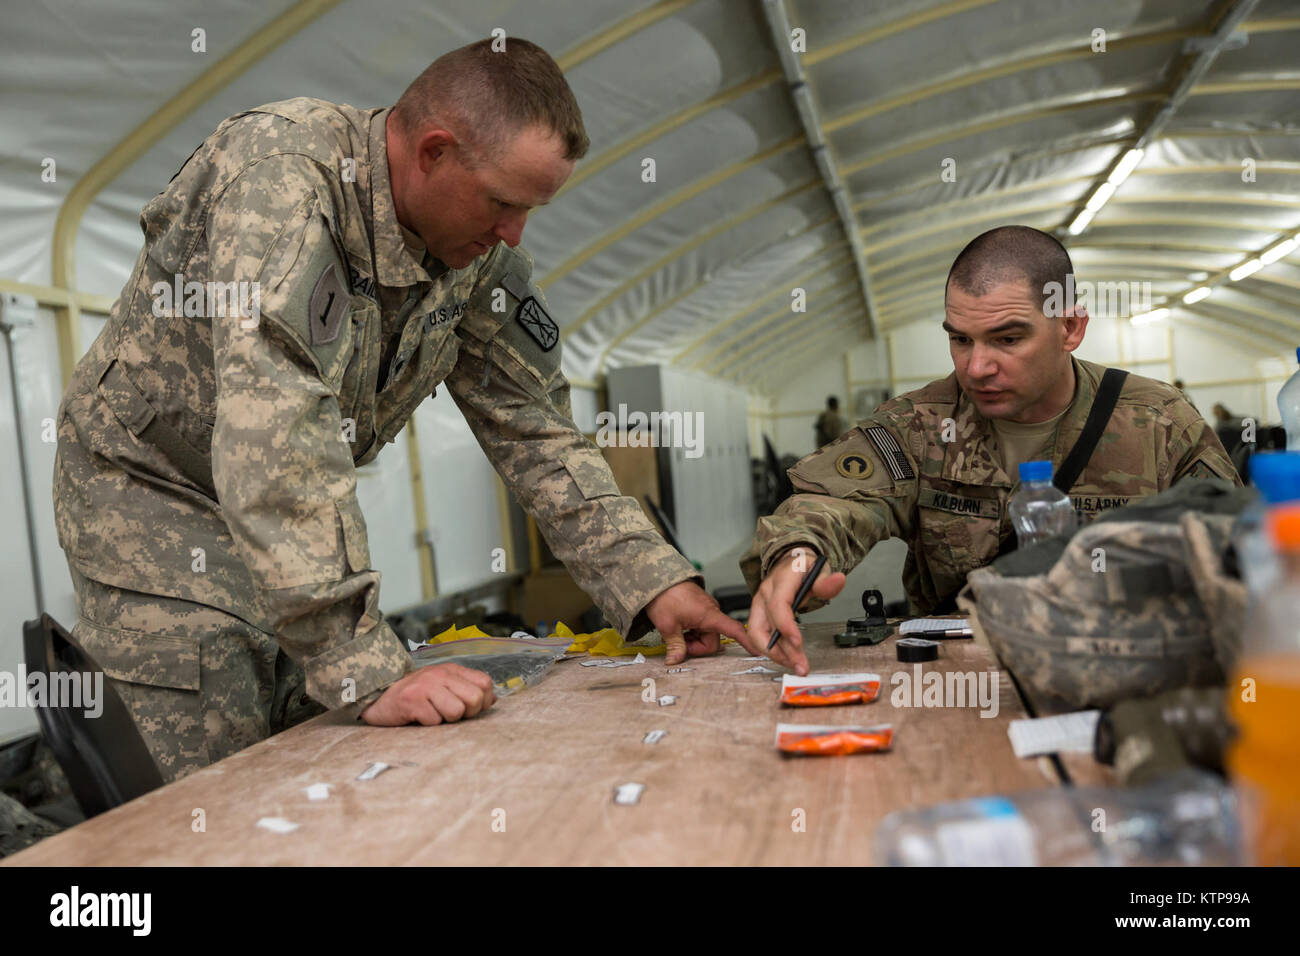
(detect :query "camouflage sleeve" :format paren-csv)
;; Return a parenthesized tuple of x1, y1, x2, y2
(739, 420, 920, 594)
(208, 153, 412, 713)
(445, 245, 699, 639)
(1167, 403, 1242, 487)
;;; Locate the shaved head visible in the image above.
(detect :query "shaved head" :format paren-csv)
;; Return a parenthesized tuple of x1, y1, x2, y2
(945, 225, 1073, 314)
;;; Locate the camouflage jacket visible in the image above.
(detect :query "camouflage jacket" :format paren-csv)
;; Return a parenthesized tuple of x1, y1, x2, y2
(741, 357, 1240, 614)
(53, 97, 697, 714)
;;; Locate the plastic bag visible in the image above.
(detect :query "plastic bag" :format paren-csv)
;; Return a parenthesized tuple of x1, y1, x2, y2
(779, 673, 882, 706)
(410, 635, 570, 696)
(776, 723, 894, 755)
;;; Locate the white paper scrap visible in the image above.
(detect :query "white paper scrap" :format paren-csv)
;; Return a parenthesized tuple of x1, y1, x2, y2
(256, 817, 300, 834)
(1007, 711, 1102, 758)
(304, 783, 330, 801)
(666, 667, 693, 674)
(732, 665, 779, 675)
(899, 618, 971, 635)
(580, 653, 645, 668)
(614, 782, 645, 805)
(357, 761, 391, 781)
(657, 695, 677, 706)
(642, 729, 668, 745)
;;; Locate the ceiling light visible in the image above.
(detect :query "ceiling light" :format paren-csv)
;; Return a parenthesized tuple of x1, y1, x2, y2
(1068, 207, 1096, 235)
(1229, 259, 1262, 281)
(1130, 307, 1170, 326)
(1107, 148, 1145, 186)
(1260, 238, 1297, 265)
(1182, 286, 1212, 304)
(1085, 181, 1116, 212)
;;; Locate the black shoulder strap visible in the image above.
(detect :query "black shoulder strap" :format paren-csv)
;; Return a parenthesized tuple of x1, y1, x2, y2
(1053, 367, 1129, 493)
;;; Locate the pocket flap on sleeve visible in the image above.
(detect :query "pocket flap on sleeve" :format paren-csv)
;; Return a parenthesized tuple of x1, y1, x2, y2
(335, 495, 372, 573)
(563, 454, 622, 500)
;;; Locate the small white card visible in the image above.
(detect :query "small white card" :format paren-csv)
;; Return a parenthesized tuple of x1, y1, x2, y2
(899, 618, 971, 635)
(1007, 711, 1101, 758)
(614, 782, 645, 805)
(256, 817, 300, 834)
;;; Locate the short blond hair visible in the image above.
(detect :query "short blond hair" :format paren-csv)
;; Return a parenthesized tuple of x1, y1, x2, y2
(394, 37, 589, 163)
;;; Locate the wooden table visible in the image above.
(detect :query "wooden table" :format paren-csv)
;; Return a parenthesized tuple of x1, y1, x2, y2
(6, 622, 1101, 866)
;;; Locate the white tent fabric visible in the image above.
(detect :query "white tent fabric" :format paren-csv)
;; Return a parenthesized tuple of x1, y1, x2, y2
(3, 0, 1300, 748)
(5, 0, 1300, 388)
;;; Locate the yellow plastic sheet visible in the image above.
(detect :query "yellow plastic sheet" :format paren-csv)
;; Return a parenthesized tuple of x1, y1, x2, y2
(555, 621, 666, 657)
(427, 623, 492, 644)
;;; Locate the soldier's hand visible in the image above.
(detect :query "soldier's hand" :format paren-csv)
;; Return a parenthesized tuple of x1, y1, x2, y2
(645, 581, 750, 665)
(360, 663, 496, 726)
(745, 548, 846, 676)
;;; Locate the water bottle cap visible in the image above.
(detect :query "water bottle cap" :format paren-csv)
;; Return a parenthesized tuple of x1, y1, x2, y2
(1268, 504, 1300, 551)
(1250, 451, 1300, 503)
(1018, 460, 1053, 482)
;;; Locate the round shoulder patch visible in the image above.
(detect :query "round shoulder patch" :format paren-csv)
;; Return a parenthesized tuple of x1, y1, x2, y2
(835, 452, 873, 480)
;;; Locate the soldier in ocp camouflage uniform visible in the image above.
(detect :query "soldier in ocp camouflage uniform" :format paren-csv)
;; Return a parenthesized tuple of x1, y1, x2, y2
(53, 39, 745, 782)
(735, 225, 1239, 675)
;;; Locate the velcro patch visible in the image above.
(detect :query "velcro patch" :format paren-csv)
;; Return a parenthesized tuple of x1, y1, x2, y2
(865, 425, 914, 480)
(347, 263, 377, 302)
(516, 296, 559, 351)
(309, 263, 348, 345)
(918, 488, 1000, 519)
(1070, 494, 1133, 517)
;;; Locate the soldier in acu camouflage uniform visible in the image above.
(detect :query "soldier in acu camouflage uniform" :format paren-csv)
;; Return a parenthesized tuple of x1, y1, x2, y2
(53, 39, 745, 782)
(736, 226, 1239, 676)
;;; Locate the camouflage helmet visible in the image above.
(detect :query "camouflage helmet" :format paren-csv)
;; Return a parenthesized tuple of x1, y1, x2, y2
(957, 479, 1250, 710)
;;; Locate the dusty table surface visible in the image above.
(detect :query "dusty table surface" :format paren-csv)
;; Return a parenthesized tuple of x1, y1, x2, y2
(7, 622, 1080, 866)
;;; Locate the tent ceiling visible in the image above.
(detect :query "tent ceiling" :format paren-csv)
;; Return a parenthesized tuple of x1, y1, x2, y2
(3, 0, 1298, 394)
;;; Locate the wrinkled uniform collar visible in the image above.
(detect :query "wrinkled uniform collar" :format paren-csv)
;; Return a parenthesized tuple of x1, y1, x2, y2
(367, 107, 440, 288)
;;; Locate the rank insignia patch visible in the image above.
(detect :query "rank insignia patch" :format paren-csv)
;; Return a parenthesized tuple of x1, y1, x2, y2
(515, 296, 559, 351)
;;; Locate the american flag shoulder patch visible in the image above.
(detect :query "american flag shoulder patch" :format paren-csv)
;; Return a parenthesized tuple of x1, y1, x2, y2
(864, 425, 915, 481)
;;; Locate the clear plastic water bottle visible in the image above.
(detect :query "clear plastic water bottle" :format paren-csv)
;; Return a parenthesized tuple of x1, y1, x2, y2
(1232, 451, 1300, 597)
(1008, 460, 1076, 547)
(1279, 347, 1300, 451)
(874, 769, 1241, 866)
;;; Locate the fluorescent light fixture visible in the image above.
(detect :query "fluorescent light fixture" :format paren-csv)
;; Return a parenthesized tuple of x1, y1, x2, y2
(1068, 207, 1096, 235)
(1085, 181, 1116, 212)
(1108, 148, 1145, 186)
(1182, 286, 1212, 304)
(1229, 259, 1262, 281)
(1130, 307, 1170, 326)
(1261, 238, 1297, 265)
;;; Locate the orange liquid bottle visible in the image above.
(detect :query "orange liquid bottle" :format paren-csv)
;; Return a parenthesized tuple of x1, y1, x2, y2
(1226, 505, 1300, 865)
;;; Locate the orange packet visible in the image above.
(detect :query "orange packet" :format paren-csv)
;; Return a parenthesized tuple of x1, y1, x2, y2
(780, 672, 881, 707)
(775, 723, 894, 755)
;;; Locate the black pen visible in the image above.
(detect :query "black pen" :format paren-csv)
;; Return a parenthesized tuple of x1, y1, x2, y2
(768, 553, 827, 652)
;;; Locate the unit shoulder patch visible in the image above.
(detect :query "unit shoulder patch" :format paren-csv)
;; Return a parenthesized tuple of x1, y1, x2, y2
(835, 453, 873, 480)
(308, 262, 348, 345)
(516, 296, 558, 351)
